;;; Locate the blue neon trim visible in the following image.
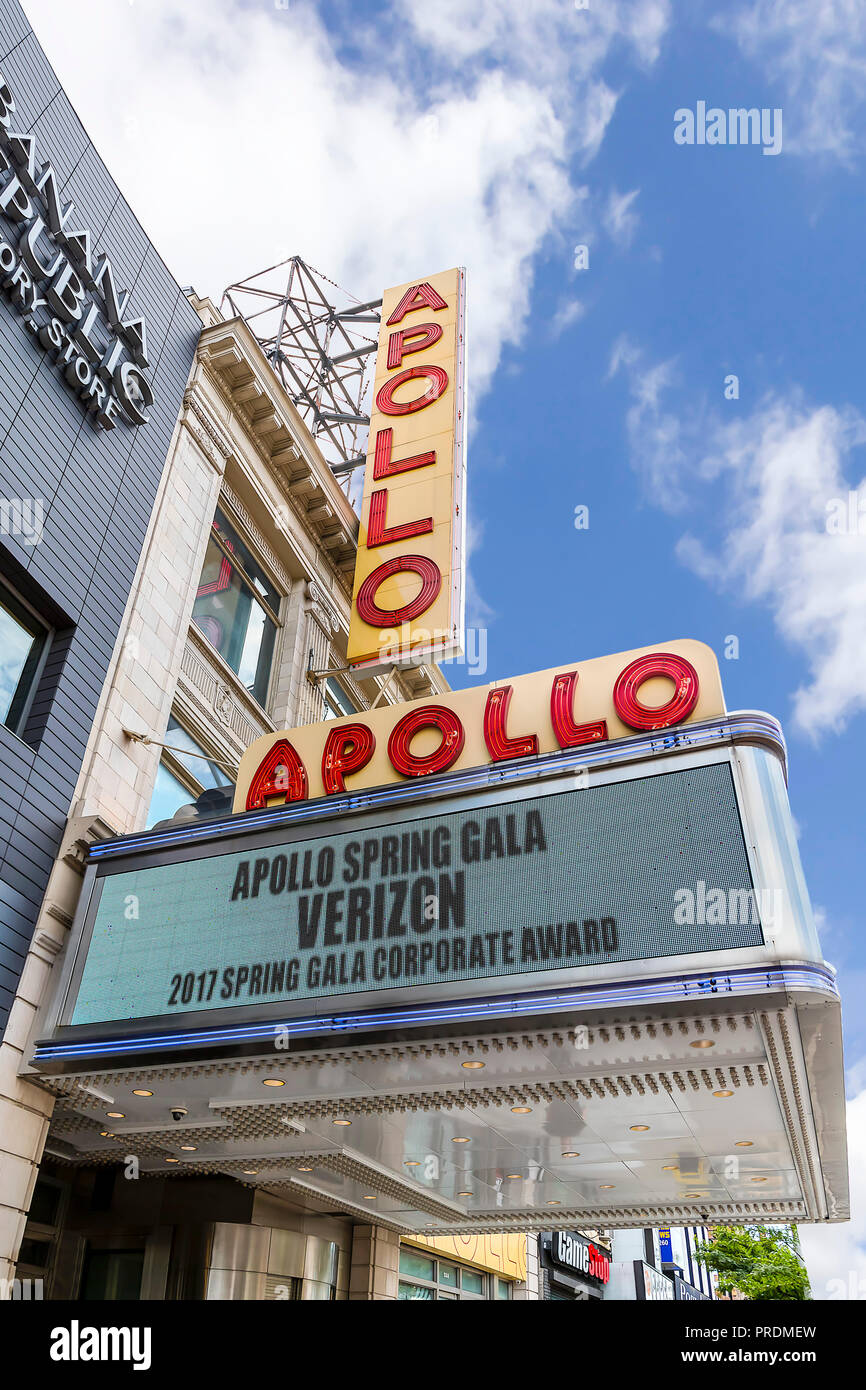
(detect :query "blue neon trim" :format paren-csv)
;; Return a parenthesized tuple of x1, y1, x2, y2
(32, 962, 836, 1063)
(86, 711, 785, 862)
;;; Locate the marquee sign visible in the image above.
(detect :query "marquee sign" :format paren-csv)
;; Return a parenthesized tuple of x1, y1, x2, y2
(235, 640, 725, 811)
(0, 69, 153, 430)
(58, 753, 764, 1030)
(346, 267, 466, 670)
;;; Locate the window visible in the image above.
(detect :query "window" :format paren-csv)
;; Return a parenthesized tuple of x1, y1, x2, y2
(0, 580, 49, 736)
(397, 1246, 509, 1300)
(146, 716, 234, 829)
(192, 508, 280, 708)
(323, 677, 357, 721)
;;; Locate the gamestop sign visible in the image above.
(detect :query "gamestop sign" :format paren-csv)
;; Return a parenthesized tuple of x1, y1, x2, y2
(552, 1232, 610, 1284)
(347, 267, 466, 670)
(236, 640, 725, 812)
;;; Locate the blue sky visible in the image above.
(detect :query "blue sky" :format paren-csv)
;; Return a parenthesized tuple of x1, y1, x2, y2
(22, 0, 866, 1293)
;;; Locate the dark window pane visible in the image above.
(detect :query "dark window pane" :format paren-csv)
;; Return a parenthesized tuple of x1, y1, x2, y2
(192, 517, 278, 708)
(27, 1180, 62, 1227)
(0, 585, 47, 733)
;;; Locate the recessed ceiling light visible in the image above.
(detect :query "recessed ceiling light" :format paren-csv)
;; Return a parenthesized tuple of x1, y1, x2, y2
(458, 1191, 472, 1197)
(165, 1158, 179, 1163)
(363, 1195, 377, 1200)
(713, 1090, 734, 1098)
(690, 1040, 715, 1049)
(561, 1152, 580, 1159)
(506, 1173, 522, 1180)
(451, 1136, 470, 1143)
(99, 1131, 111, 1138)
(462, 1061, 484, 1069)
(684, 1192, 704, 1198)
(547, 1200, 561, 1206)
(132, 1089, 153, 1096)
(735, 1140, 753, 1147)
(332, 1119, 352, 1126)
(180, 1145, 197, 1152)
(629, 1125, 650, 1132)
(662, 1165, 678, 1171)
(297, 1166, 313, 1172)
(750, 1177, 768, 1183)
(404, 1160, 420, 1166)
(242, 1169, 258, 1175)
(105, 1111, 124, 1119)
(511, 1106, 532, 1114)
(600, 1184, 615, 1190)
(262, 1078, 285, 1087)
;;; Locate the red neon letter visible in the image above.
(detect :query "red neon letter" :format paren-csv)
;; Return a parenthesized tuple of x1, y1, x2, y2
(373, 428, 436, 480)
(388, 705, 465, 778)
(612, 652, 700, 731)
(483, 686, 539, 762)
(387, 321, 443, 370)
(376, 365, 448, 417)
(355, 555, 442, 626)
(387, 282, 448, 326)
(245, 738, 308, 810)
(550, 671, 608, 749)
(366, 489, 433, 548)
(322, 723, 376, 794)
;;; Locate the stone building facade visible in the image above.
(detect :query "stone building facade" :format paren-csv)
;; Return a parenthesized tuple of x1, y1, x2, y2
(0, 290, 457, 1297)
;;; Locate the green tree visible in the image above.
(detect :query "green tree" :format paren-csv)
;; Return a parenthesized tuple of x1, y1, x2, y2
(693, 1225, 811, 1301)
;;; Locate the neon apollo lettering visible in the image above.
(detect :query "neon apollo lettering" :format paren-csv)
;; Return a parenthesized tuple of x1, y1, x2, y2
(0, 70, 153, 430)
(245, 651, 701, 809)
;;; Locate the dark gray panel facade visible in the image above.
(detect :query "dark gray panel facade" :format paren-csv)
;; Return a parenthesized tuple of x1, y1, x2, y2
(0, 0, 201, 1030)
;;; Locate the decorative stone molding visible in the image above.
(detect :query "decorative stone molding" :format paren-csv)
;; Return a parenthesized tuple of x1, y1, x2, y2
(182, 388, 234, 475)
(60, 815, 117, 876)
(180, 628, 275, 751)
(219, 480, 294, 595)
(43, 905, 72, 931)
(304, 579, 340, 638)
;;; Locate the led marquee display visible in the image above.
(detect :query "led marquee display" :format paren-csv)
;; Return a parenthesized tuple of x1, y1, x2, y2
(67, 762, 762, 1028)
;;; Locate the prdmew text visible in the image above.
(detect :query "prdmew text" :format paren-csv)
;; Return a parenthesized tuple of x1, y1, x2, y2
(675, 103, 783, 156)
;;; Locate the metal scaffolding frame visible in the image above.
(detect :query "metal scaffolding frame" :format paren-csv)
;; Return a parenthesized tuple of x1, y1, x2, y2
(221, 257, 381, 489)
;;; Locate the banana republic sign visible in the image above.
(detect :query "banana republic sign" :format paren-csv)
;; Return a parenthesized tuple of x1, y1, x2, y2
(0, 70, 153, 430)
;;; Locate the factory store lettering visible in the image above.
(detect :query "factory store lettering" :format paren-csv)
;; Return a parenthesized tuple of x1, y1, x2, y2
(0, 69, 153, 429)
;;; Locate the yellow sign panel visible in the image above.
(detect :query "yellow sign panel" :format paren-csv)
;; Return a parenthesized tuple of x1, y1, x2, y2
(234, 639, 724, 812)
(346, 267, 466, 671)
(403, 1233, 527, 1282)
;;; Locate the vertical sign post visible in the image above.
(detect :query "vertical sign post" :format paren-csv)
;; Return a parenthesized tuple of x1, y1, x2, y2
(347, 267, 466, 671)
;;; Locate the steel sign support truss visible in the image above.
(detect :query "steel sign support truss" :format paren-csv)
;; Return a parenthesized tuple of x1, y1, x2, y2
(221, 257, 381, 488)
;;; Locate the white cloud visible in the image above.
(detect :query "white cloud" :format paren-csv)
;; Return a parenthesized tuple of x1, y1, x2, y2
(799, 1086, 866, 1299)
(550, 298, 586, 337)
(720, 0, 866, 162)
(20, 0, 667, 396)
(603, 187, 641, 247)
(611, 343, 866, 737)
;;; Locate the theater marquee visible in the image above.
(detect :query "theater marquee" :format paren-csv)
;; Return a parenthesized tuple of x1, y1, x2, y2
(236, 640, 725, 811)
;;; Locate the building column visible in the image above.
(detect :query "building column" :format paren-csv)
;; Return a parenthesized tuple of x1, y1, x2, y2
(512, 1234, 541, 1300)
(348, 1224, 399, 1301)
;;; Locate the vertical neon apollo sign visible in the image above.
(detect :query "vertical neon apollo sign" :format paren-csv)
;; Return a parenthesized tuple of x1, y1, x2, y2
(347, 268, 466, 670)
(0, 69, 153, 430)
